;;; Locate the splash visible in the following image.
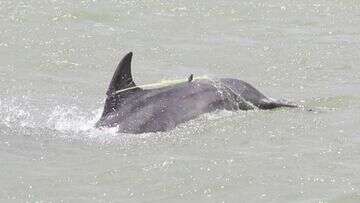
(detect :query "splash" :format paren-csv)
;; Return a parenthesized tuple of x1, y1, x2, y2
(0, 94, 232, 145)
(44, 104, 133, 144)
(46, 105, 101, 133)
(0, 96, 35, 128)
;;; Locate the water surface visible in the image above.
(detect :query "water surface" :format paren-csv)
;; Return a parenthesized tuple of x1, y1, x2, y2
(1, 0, 360, 202)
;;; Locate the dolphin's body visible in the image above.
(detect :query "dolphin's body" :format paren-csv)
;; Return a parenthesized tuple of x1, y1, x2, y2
(95, 52, 296, 133)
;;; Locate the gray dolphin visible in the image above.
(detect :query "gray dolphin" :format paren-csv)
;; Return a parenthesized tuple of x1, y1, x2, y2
(95, 52, 296, 133)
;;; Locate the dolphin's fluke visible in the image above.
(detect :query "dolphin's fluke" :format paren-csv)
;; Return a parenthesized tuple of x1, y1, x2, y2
(106, 52, 136, 96)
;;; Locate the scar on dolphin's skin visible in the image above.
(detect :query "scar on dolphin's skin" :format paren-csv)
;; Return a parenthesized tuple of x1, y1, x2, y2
(96, 52, 297, 134)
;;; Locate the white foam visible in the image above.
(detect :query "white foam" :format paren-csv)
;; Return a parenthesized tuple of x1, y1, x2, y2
(46, 105, 100, 133)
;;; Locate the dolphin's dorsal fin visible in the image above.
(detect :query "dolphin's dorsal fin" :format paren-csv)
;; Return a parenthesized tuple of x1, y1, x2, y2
(188, 74, 193, 82)
(106, 52, 136, 96)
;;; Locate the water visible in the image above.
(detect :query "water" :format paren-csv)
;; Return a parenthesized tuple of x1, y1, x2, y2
(1, 0, 360, 202)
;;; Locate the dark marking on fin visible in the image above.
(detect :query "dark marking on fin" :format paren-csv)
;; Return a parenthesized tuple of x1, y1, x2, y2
(188, 74, 193, 82)
(106, 52, 136, 96)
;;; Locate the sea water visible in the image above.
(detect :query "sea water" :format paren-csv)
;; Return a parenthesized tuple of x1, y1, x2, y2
(1, 0, 360, 202)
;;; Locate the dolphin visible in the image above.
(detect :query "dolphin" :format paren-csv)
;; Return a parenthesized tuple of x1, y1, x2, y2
(95, 52, 296, 134)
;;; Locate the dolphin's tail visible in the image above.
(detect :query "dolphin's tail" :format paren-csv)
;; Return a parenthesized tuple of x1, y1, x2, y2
(257, 98, 298, 109)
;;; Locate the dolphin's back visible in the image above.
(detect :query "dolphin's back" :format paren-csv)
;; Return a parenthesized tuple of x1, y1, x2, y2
(99, 80, 230, 133)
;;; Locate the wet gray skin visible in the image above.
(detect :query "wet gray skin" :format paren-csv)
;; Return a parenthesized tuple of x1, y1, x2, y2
(95, 52, 296, 134)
